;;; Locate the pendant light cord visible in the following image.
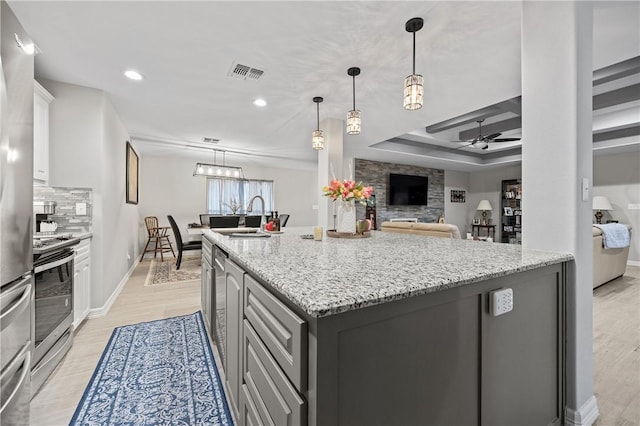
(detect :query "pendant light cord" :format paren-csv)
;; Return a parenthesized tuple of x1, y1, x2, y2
(352, 75, 356, 110)
(316, 102, 320, 131)
(412, 31, 416, 75)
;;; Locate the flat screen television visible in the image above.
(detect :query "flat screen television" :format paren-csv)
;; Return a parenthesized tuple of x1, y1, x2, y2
(389, 173, 428, 206)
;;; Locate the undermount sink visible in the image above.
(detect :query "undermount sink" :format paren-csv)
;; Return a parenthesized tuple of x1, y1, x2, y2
(212, 227, 260, 236)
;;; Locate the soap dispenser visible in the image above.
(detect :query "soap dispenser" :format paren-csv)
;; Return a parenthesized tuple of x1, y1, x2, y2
(273, 211, 281, 232)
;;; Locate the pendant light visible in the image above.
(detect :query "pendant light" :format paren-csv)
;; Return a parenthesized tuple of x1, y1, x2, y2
(193, 149, 244, 179)
(312, 96, 325, 150)
(346, 67, 361, 135)
(403, 17, 424, 111)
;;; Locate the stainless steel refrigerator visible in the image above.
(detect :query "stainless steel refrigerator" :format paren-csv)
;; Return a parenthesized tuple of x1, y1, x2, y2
(0, 1, 34, 424)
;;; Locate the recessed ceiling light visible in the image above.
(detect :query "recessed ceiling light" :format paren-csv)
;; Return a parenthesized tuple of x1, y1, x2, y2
(124, 70, 143, 81)
(253, 98, 267, 107)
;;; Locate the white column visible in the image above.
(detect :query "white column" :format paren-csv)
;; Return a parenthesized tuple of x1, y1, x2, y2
(521, 2, 596, 424)
(317, 118, 344, 228)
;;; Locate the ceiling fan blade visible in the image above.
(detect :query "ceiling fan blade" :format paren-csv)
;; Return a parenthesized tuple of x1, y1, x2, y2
(485, 132, 502, 140)
(453, 142, 474, 150)
(491, 137, 521, 142)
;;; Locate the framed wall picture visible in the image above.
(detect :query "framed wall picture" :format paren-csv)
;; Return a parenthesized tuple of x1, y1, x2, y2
(126, 141, 139, 205)
(450, 190, 466, 203)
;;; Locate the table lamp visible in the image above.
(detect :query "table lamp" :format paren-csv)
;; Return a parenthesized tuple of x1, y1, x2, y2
(592, 196, 612, 224)
(477, 200, 492, 225)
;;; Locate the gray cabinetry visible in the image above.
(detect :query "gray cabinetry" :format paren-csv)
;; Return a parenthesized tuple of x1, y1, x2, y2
(240, 384, 263, 426)
(225, 258, 244, 418)
(201, 237, 213, 334)
(244, 274, 307, 391)
(243, 320, 306, 426)
(311, 265, 564, 426)
(482, 269, 563, 425)
(212, 237, 565, 426)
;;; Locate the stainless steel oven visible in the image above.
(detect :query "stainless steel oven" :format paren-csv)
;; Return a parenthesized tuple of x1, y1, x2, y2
(31, 247, 74, 396)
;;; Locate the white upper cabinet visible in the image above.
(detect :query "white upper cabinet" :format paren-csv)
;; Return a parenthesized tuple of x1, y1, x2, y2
(33, 81, 54, 183)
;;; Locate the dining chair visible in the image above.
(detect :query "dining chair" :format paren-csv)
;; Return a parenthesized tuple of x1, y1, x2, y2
(244, 215, 262, 228)
(199, 214, 221, 226)
(210, 216, 241, 228)
(279, 214, 290, 227)
(141, 216, 175, 261)
(167, 215, 202, 270)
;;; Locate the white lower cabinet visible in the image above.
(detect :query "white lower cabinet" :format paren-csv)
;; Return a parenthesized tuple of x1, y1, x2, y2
(73, 238, 91, 328)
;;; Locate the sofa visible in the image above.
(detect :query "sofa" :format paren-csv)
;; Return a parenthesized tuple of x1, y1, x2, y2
(380, 221, 461, 239)
(593, 224, 632, 288)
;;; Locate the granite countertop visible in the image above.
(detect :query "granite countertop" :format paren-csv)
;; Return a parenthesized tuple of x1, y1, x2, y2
(204, 227, 573, 318)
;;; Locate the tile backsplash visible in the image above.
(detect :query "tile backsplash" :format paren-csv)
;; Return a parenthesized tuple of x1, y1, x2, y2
(33, 186, 92, 233)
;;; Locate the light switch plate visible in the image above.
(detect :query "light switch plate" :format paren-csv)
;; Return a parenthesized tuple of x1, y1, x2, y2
(628, 203, 640, 210)
(75, 202, 87, 215)
(582, 178, 589, 202)
(490, 288, 513, 316)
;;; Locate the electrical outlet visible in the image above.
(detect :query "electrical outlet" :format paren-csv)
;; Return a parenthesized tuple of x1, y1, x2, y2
(312, 205, 319, 210)
(628, 203, 640, 210)
(490, 288, 514, 316)
(75, 202, 87, 215)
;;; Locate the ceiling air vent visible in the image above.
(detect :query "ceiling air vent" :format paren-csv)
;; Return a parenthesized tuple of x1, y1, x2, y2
(228, 61, 265, 81)
(202, 137, 220, 144)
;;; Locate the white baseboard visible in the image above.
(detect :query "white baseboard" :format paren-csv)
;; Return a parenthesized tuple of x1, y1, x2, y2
(88, 258, 140, 319)
(627, 260, 640, 267)
(565, 395, 599, 426)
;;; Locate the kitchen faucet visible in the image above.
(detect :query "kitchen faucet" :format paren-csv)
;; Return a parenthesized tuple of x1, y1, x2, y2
(247, 195, 266, 230)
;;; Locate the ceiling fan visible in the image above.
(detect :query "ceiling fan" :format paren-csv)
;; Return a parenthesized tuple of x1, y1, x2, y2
(455, 119, 521, 150)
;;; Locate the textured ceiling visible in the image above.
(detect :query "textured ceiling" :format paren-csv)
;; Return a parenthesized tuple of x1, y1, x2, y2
(9, 1, 640, 172)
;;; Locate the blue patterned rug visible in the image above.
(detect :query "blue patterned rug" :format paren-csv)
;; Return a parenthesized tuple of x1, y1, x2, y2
(70, 312, 233, 426)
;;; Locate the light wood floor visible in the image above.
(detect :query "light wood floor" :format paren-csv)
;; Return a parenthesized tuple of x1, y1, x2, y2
(593, 265, 640, 426)
(30, 262, 639, 425)
(29, 259, 201, 425)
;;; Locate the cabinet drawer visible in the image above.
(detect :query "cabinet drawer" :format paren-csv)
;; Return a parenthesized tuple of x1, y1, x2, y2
(244, 275, 307, 391)
(243, 320, 306, 426)
(74, 239, 90, 259)
(241, 383, 264, 426)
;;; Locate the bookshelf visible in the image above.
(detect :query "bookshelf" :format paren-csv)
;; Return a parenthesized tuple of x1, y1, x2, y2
(501, 179, 522, 244)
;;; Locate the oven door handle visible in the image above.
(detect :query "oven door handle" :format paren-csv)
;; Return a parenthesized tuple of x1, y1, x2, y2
(34, 252, 74, 273)
(0, 277, 32, 332)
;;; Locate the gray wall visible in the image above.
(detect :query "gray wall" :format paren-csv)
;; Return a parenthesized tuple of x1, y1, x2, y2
(444, 170, 471, 236)
(593, 150, 640, 263)
(354, 158, 444, 226)
(42, 79, 139, 311)
(139, 155, 318, 249)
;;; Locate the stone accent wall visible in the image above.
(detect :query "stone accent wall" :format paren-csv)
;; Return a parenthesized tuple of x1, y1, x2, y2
(33, 186, 92, 233)
(354, 158, 444, 227)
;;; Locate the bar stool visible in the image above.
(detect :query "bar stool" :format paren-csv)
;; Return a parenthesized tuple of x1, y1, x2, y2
(141, 216, 176, 261)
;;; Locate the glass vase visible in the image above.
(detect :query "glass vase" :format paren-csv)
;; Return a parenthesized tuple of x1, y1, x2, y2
(336, 199, 356, 234)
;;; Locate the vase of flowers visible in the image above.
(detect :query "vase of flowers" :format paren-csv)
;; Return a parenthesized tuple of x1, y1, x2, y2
(335, 199, 356, 233)
(322, 179, 374, 234)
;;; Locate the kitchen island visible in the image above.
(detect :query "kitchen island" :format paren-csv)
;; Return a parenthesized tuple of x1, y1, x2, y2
(203, 227, 571, 426)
